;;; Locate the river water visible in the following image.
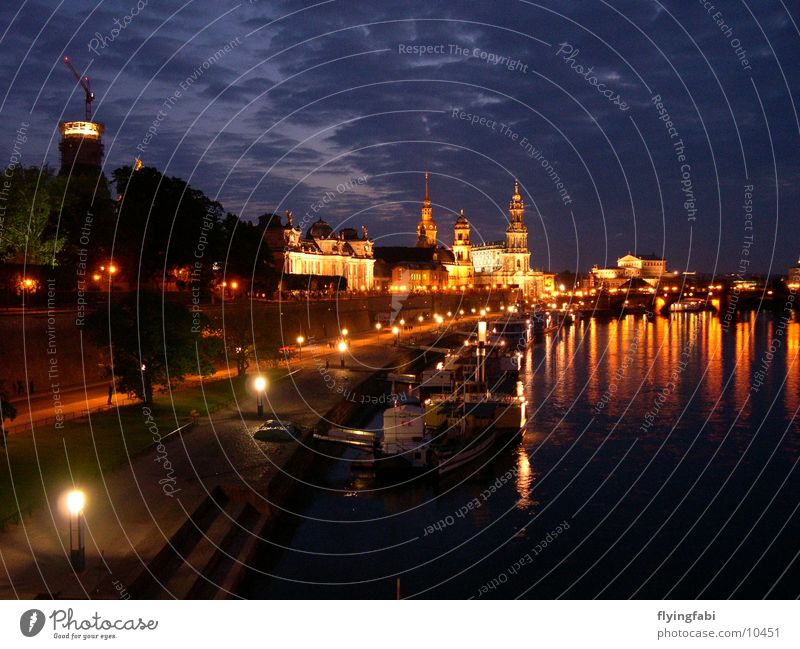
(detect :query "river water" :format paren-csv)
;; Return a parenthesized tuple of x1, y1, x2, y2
(244, 311, 799, 598)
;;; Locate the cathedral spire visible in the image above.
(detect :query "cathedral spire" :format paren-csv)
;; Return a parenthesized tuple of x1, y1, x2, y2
(509, 178, 525, 220)
(416, 171, 437, 247)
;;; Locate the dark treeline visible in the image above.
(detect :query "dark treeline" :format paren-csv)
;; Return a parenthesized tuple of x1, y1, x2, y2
(0, 164, 280, 297)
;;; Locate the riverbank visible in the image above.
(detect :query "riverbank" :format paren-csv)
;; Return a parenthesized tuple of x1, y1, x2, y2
(0, 323, 456, 598)
(235, 343, 448, 597)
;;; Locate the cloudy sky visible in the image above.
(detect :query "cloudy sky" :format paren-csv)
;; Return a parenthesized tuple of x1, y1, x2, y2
(1, 0, 798, 273)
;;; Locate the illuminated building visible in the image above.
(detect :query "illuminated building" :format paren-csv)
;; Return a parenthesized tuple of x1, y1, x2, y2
(268, 178, 551, 297)
(469, 180, 548, 296)
(616, 253, 667, 281)
(264, 212, 375, 291)
(58, 120, 104, 175)
(442, 209, 474, 287)
(591, 252, 668, 289)
(789, 258, 800, 287)
(391, 261, 450, 292)
(416, 172, 437, 247)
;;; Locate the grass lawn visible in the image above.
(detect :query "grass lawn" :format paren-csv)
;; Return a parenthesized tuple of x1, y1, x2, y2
(0, 374, 258, 527)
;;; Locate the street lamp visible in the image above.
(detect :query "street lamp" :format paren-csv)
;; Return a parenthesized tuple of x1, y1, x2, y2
(392, 325, 400, 345)
(337, 340, 348, 368)
(66, 489, 86, 572)
(341, 328, 349, 338)
(375, 322, 382, 331)
(296, 335, 305, 358)
(254, 375, 267, 417)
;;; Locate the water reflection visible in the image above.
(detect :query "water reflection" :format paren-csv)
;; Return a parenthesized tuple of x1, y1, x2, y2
(248, 311, 800, 599)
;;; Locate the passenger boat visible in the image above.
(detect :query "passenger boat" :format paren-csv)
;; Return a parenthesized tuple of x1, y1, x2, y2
(314, 318, 527, 477)
(669, 298, 708, 312)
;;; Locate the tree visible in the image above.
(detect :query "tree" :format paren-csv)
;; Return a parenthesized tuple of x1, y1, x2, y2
(50, 170, 115, 271)
(0, 166, 65, 265)
(87, 292, 219, 403)
(218, 306, 255, 377)
(111, 166, 224, 288)
(0, 380, 17, 446)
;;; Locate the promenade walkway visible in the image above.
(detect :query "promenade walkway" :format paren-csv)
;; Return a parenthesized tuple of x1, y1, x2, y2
(0, 319, 459, 598)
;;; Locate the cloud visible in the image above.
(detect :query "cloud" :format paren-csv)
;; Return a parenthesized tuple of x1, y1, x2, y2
(1, 0, 798, 272)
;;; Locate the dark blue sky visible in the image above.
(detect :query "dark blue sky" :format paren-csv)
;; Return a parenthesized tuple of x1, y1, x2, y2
(1, 1, 798, 274)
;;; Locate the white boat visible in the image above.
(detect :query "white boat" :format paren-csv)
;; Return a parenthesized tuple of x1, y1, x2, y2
(669, 298, 708, 312)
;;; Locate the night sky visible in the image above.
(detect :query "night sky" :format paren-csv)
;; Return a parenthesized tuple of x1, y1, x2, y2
(1, 1, 798, 274)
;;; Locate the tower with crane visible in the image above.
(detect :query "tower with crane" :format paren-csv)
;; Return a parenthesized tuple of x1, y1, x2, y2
(58, 55, 104, 175)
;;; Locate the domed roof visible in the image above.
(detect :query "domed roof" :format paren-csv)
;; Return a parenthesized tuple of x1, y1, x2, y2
(306, 218, 333, 240)
(455, 208, 469, 226)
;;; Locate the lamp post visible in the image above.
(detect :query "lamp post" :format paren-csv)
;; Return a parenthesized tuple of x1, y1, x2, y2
(66, 489, 86, 572)
(338, 340, 347, 368)
(296, 335, 305, 359)
(254, 375, 267, 417)
(392, 325, 399, 346)
(477, 320, 487, 387)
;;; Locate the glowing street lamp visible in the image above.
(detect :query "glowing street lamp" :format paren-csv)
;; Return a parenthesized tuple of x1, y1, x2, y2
(296, 335, 305, 358)
(341, 328, 349, 338)
(66, 489, 86, 571)
(337, 340, 348, 368)
(392, 326, 400, 345)
(375, 322, 382, 331)
(254, 375, 267, 417)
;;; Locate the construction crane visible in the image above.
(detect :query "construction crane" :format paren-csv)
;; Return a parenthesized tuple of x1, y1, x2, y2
(62, 56, 94, 121)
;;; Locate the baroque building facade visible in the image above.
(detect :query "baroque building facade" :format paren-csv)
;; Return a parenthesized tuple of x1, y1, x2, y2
(590, 253, 668, 289)
(264, 212, 375, 291)
(462, 180, 547, 296)
(267, 175, 549, 297)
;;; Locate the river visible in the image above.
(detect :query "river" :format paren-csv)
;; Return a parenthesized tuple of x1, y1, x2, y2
(243, 311, 799, 598)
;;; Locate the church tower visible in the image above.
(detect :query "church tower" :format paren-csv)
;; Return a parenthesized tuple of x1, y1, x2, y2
(505, 180, 530, 273)
(416, 172, 437, 247)
(453, 209, 471, 263)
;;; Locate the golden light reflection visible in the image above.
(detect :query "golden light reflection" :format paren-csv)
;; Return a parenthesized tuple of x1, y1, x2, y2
(784, 317, 799, 416)
(515, 448, 534, 510)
